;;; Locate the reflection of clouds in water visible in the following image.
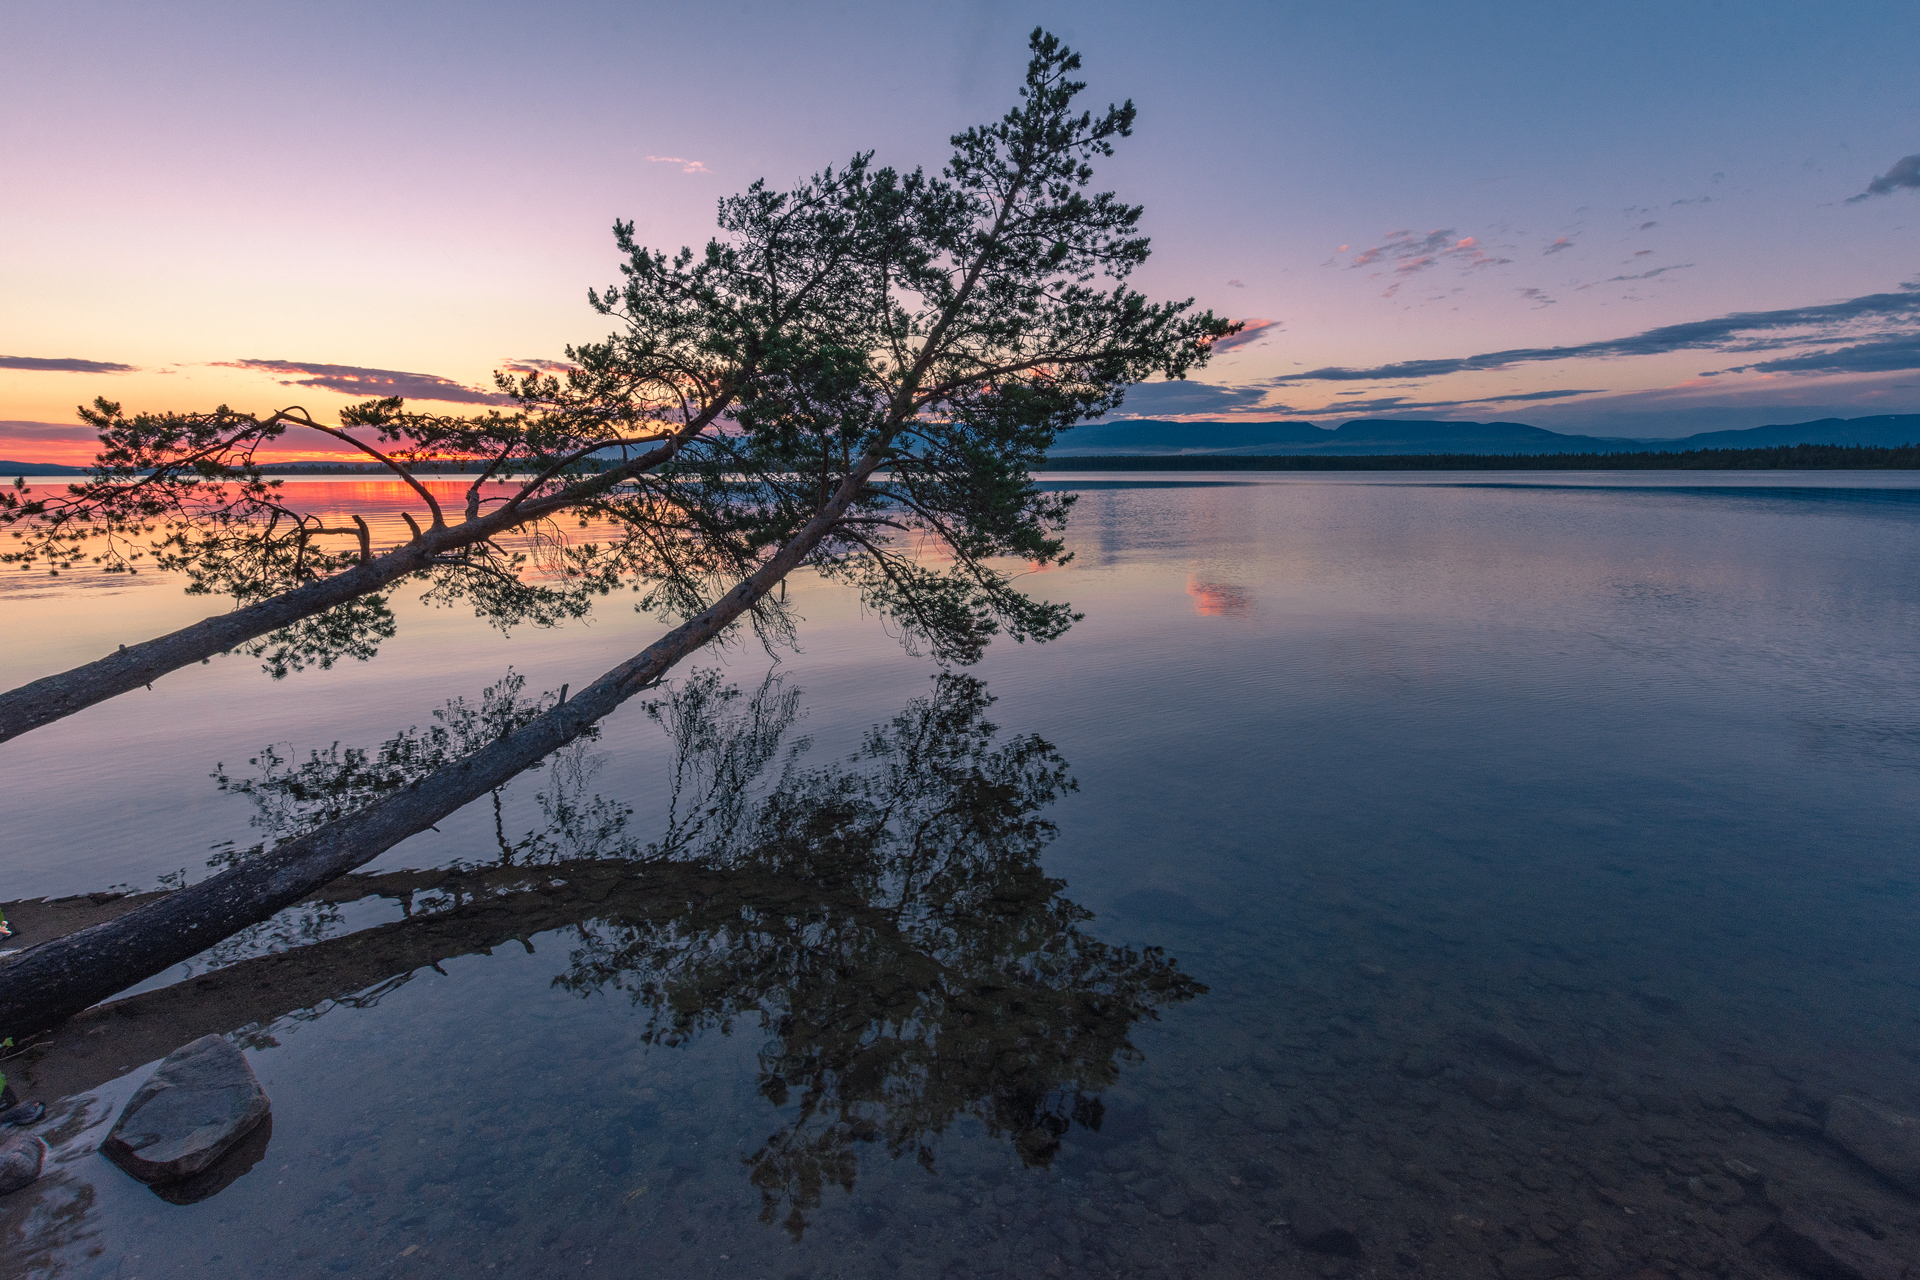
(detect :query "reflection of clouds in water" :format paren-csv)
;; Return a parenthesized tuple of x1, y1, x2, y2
(1186, 577, 1251, 617)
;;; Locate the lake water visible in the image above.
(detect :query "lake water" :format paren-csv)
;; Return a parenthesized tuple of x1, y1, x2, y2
(4, 470, 1919, 1278)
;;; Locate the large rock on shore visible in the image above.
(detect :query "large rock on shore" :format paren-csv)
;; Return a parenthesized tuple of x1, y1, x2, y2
(1825, 1095, 1920, 1196)
(101, 1036, 270, 1185)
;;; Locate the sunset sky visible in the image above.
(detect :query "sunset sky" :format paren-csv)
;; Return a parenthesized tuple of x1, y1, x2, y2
(5, 0, 1918, 462)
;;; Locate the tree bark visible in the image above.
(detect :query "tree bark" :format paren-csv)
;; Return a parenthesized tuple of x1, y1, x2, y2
(0, 453, 877, 1042)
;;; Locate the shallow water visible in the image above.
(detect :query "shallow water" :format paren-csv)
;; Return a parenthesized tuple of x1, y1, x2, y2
(4, 470, 1920, 1278)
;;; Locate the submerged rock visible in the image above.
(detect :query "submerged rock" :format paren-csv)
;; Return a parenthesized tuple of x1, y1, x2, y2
(1825, 1095, 1920, 1196)
(1496, 1245, 1568, 1280)
(1476, 1024, 1585, 1075)
(1288, 1195, 1361, 1255)
(1539, 1093, 1602, 1125)
(1462, 1071, 1526, 1111)
(0, 1101, 44, 1128)
(1686, 1173, 1745, 1206)
(102, 1035, 270, 1185)
(1774, 1206, 1910, 1280)
(1301, 1095, 1342, 1127)
(1398, 1048, 1448, 1079)
(0, 1132, 45, 1195)
(1477, 1025, 1551, 1069)
(1239, 1158, 1281, 1189)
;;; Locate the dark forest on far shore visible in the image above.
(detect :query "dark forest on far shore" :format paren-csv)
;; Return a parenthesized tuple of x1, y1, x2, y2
(1039, 443, 1920, 471)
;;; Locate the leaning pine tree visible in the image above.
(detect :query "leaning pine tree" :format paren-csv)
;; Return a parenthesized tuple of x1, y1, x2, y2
(0, 154, 870, 740)
(0, 30, 1233, 1040)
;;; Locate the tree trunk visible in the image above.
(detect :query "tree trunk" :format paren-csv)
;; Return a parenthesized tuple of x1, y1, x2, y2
(0, 540, 436, 743)
(0, 434, 693, 744)
(0, 456, 874, 1041)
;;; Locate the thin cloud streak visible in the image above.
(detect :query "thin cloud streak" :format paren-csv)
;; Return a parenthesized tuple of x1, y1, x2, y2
(645, 155, 712, 174)
(1730, 334, 1920, 376)
(220, 359, 513, 405)
(1591, 263, 1693, 285)
(1, 355, 136, 373)
(1272, 282, 1920, 383)
(498, 358, 578, 376)
(1847, 154, 1920, 203)
(1208, 318, 1282, 352)
(1113, 380, 1272, 416)
(1269, 388, 1607, 417)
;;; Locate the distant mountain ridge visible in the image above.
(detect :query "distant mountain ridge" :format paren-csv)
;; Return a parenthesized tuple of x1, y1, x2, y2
(0, 460, 89, 475)
(1049, 414, 1920, 457)
(9, 415, 1918, 473)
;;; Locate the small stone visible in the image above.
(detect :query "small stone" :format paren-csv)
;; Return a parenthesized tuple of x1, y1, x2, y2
(0, 1101, 44, 1128)
(1252, 1105, 1291, 1134)
(1302, 1096, 1342, 1127)
(1398, 1049, 1447, 1079)
(1391, 1162, 1451, 1195)
(1774, 1206, 1908, 1280)
(0, 1132, 46, 1195)
(1186, 1194, 1222, 1225)
(1722, 1157, 1764, 1185)
(1496, 1246, 1568, 1280)
(1825, 1095, 1920, 1196)
(1288, 1196, 1361, 1255)
(1240, 1159, 1281, 1189)
(1724, 1205, 1775, 1246)
(1462, 1072, 1526, 1111)
(1477, 1025, 1551, 1069)
(1686, 1173, 1744, 1206)
(102, 1035, 271, 1184)
(1156, 1191, 1191, 1218)
(1540, 1094, 1602, 1125)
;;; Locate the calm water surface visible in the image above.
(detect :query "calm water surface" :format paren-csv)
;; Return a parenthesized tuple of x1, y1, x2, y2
(3, 471, 1919, 1279)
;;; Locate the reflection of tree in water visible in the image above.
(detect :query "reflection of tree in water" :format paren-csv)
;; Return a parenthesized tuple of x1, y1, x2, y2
(552, 672, 1205, 1236)
(0, 1107, 102, 1275)
(78, 671, 1201, 1238)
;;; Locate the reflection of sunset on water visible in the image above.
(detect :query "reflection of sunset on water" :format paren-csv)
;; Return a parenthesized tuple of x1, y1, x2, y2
(1186, 576, 1251, 617)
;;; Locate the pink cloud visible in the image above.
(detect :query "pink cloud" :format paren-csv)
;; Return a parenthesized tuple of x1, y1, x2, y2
(1207, 318, 1282, 352)
(1344, 228, 1509, 276)
(645, 155, 712, 175)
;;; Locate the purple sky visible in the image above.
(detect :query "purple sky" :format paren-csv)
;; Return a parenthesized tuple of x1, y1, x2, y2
(4, 0, 1918, 460)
